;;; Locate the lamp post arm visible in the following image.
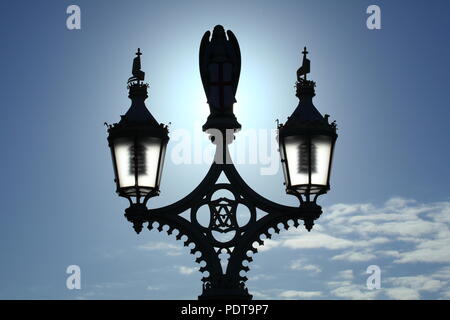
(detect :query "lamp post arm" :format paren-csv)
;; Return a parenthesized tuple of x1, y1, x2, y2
(125, 143, 322, 299)
(146, 163, 222, 215)
(222, 162, 322, 286)
(223, 163, 302, 214)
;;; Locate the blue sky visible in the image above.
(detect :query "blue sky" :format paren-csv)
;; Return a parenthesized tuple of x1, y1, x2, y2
(0, 0, 450, 299)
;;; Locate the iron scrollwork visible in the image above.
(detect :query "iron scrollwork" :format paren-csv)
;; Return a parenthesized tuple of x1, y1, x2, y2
(125, 143, 322, 300)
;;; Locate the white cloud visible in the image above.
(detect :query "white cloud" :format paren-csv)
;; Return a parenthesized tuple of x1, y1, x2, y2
(279, 290, 322, 299)
(429, 205, 450, 224)
(323, 203, 376, 222)
(354, 220, 443, 237)
(246, 197, 450, 299)
(282, 232, 355, 250)
(131, 198, 450, 300)
(254, 198, 450, 269)
(332, 251, 376, 262)
(146, 286, 160, 291)
(289, 260, 322, 274)
(138, 241, 183, 256)
(337, 270, 354, 280)
(248, 274, 275, 281)
(328, 282, 380, 300)
(386, 275, 446, 292)
(441, 290, 450, 299)
(385, 287, 420, 300)
(301, 264, 322, 274)
(394, 236, 450, 263)
(251, 290, 273, 299)
(177, 266, 197, 275)
(384, 197, 417, 209)
(256, 238, 281, 252)
(434, 266, 450, 279)
(376, 250, 401, 257)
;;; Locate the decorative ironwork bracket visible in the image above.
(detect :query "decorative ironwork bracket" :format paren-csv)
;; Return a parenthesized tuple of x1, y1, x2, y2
(124, 143, 323, 300)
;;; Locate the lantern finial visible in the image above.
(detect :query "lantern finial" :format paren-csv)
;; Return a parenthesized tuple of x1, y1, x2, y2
(297, 46, 311, 82)
(128, 48, 146, 84)
(106, 49, 169, 205)
(277, 46, 338, 200)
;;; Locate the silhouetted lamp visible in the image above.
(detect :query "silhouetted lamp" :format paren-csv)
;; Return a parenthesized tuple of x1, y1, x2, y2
(107, 49, 169, 208)
(105, 26, 341, 298)
(278, 48, 337, 202)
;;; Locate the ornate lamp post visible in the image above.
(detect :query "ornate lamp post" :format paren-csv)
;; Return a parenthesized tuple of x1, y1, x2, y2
(278, 47, 337, 221)
(107, 48, 169, 220)
(106, 26, 338, 300)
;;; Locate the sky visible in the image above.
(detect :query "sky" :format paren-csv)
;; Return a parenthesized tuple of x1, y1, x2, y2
(0, 0, 449, 299)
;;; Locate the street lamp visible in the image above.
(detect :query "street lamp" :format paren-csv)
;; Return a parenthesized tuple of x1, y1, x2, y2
(106, 48, 169, 212)
(278, 47, 337, 204)
(105, 26, 338, 299)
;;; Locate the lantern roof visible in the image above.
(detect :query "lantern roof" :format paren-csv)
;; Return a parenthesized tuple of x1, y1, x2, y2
(279, 48, 337, 138)
(292, 79, 323, 122)
(120, 82, 160, 127)
(121, 48, 159, 127)
(107, 49, 169, 140)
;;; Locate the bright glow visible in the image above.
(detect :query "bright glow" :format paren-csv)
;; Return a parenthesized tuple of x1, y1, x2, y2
(310, 135, 332, 186)
(285, 136, 309, 186)
(138, 137, 161, 188)
(284, 135, 332, 192)
(114, 138, 135, 188)
(157, 142, 167, 187)
(114, 137, 162, 189)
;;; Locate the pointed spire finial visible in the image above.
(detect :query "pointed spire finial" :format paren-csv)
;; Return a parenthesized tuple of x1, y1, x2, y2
(302, 46, 308, 58)
(128, 48, 145, 84)
(297, 46, 311, 82)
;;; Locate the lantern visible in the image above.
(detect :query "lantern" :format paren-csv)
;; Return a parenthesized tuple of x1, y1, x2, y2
(278, 48, 337, 201)
(107, 49, 169, 204)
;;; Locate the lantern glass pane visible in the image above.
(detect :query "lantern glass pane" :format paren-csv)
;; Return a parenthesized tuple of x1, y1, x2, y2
(310, 135, 332, 186)
(113, 137, 135, 188)
(156, 142, 167, 187)
(284, 136, 309, 186)
(279, 140, 289, 185)
(137, 137, 162, 188)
